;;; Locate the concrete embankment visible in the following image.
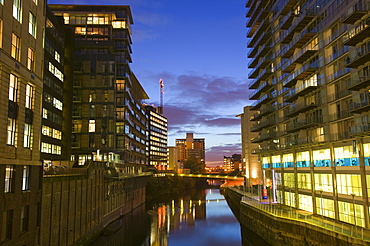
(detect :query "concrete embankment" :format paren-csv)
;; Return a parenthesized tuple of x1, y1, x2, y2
(222, 187, 370, 246)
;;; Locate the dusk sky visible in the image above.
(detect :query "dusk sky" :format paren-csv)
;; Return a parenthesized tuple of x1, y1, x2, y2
(48, 0, 250, 167)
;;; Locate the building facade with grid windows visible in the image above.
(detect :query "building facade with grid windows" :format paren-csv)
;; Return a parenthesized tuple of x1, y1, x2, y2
(246, 0, 370, 228)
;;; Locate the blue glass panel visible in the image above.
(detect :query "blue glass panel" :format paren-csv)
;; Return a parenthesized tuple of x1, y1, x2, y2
(283, 162, 294, 168)
(314, 159, 331, 167)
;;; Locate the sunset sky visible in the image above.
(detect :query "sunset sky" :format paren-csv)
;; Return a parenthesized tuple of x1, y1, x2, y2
(48, 0, 250, 166)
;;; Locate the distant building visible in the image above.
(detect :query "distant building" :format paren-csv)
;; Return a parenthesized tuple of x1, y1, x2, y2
(223, 154, 242, 172)
(145, 105, 168, 170)
(167, 146, 180, 172)
(176, 133, 205, 172)
(237, 106, 262, 186)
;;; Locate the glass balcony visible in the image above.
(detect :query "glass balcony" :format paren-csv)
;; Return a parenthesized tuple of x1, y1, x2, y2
(251, 131, 277, 143)
(251, 118, 277, 132)
(350, 124, 370, 136)
(281, 27, 318, 58)
(284, 79, 319, 102)
(249, 81, 274, 100)
(251, 92, 275, 110)
(347, 74, 370, 91)
(247, 39, 272, 59)
(325, 46, 349, 64)
(330, 132, 350, 141)
(279, 8, 317, 44)
(342, 1, 369, 24)
(328, 110, 353, 122)
(283, 62, 319, 88)
(326, 68, 351, 83)
(345, 43, 370, 68)
(281, 43, 319, 73)
(250, 105, 276, 121)
(327, 89, 351, 102)
(279, 10, 297, 30)
(343, 17, 370, 46)
(351, 95, 370, 113)
(248, 52, 273, 70)
(249, 65, 274, 88)
(248, 19, 270, 46)
(252, 143, 279, 154)
(285, 98, 321, 117)
(274, 0, 299, 17)
(286, 116, 323, 133)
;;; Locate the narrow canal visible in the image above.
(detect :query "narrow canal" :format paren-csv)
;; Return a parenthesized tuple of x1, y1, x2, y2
(90, 188, 242, 246)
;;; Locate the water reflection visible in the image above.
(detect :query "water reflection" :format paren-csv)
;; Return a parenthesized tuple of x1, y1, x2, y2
(148, 189, 241, 246)
(90, 189, 241, 246)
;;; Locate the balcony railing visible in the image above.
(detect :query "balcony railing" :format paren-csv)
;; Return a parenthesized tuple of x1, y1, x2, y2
(345, 42, 370, 68)
(284, 79, 319, 102)
(347, 74, 370, 91)
(249, 81, 274, 100)
(250, 105, 276, 121)
(251, 118, 276, 132)
(281, 43, 319, 73)
(328, 110, 353, 122)
(326, 68, 351, 83)
(283, 62, 319, 88)
(251, 92, 275, 110)
(351, 96, 370, 113)
(252, 144, 279, 154)
(350, 124, 370, 136)
(327, 89, 352, 102)
(325, 46, 349, 64)
(273, 0, 299, 17)
(251, 132, 277, 143)
(343, 16, 370, 46)
(286, 116, 323, 132)
(285, 98, 321, 117)
(342, 1, 369, 24)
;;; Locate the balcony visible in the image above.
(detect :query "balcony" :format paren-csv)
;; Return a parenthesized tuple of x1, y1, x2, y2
(279, 8, 317, 44)
(326, 68, 351, 83)
(327, 89, 352, 102)
(285, 99, 320, 117)
(284, 80, 319, 102)
(279, 11, 298, 30)
(345, 43, 370, 68)
(248, 19, 270, 46)
(250, 105, 276, 121)
(325, 46, 349, 64)
(251, 132, 277, 143)
(342, 1, 369, 24)
(251, 92, 275, 110)
(330, 132, 351, 141)
(347, 74, 370, 91)
(281, 43, 319, 73)
(281, 27, 318, 58)
(283, 62, 319, 88)
(249, 81, 274, 100)
(350, 124, 370, 136)
(274, 0, 299, 17)
(252, 144, 279, 154)
(248, 52, 273, 69)
(251, 118, 276, 132)
(351, 97, 370, 113)
(286, 117, 323, 133)
(247, 39, 273, 59)
(343, 17, 370, 46)
(328, 110, 353, 122)
(249, 66, 274, 88)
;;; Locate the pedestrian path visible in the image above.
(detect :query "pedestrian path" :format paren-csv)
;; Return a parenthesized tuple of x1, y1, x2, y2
(230, 187, 370, 242)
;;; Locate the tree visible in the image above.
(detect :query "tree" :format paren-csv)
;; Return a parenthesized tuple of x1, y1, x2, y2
(183, 156, 201, 174)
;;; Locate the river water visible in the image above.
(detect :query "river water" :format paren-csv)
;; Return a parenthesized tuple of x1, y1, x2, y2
(90, 188, 242, 246)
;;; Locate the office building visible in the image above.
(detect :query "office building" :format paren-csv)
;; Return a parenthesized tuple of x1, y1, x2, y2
(145, 105, 168, 170)
(49, 5, 149, 170)
(246, 0, 370, 227)
(0, 0, 46, 244)
(176, 133, 205, 172)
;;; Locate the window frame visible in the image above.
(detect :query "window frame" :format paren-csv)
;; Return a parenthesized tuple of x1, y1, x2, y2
(28, 12, 36, 37)
(11, 33, 20, 61)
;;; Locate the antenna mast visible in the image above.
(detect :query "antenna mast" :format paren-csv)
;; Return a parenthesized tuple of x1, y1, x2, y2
(159, 79, 164, 113)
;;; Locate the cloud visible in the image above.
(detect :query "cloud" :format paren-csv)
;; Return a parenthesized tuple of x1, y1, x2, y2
(206, 143, 242, 166)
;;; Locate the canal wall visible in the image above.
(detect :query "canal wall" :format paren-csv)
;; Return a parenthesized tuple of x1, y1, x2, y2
(223, 187, 370, 246)
(40, 161, 149, 246)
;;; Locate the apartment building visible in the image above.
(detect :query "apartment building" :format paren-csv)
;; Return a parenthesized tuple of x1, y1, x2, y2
(246, 0, 370, 228)
(49, 5, 149, 170)
(145, 105, 168, 170)
(176, 133, 205, 172)
(0, 0, 46, 245)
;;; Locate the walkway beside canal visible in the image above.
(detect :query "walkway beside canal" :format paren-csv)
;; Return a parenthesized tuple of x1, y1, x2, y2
(224, 187, 370, 246)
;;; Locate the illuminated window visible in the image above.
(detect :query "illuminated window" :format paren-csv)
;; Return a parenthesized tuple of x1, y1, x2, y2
(9, 74, 18, 101)
(11, 33, 20, 61)
(4, 165, 14, 193)
(53, 98, 63, 110)
(315, 197, 334, 218)
(75, 27, 86, 35)
(314, 173, 333, 192)
(89, 120, 95, 132)
(297, 173, 311, 189)
(72, 120, 82, 132)
(24, 123, 32, 148)
(7, 118, 16, 146)
(13, 0, 21, 22)
(296, 151, 310, 167)
(21, 166, 30, 190)
(55, 51, 60, 63)
(0, 20, 3, 48)
(27, 47, 35, 71)
(25, 84, 33, 109)
(336, 174, 362, 196)
(116, 122, 124, 133)
(29, 12, 36, 37)
(112, 20, 127, 29)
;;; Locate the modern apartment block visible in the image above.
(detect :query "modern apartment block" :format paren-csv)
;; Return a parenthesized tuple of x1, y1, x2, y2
(41, 6, 74, 167)
(145, 105, 168, 170)
(0, 0, 46, 245)
(246, 0, 370, 228)
(176, 133, 205, 172)
(49, 5, 149, 170)
(237, 106, 262, 186)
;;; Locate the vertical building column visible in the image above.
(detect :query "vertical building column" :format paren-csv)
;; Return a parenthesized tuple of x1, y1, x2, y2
(330, 142, 339, 220)
(309, 147, 317, 214)
(357, 138, 369, 228)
